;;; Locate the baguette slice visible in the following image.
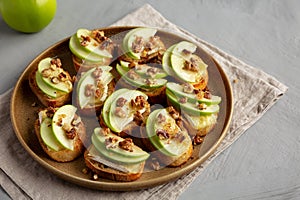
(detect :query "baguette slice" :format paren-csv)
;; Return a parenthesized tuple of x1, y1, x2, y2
(29, 69, 72, 107)
(34, 115, 86, 162)
(84, 146, 145, 182)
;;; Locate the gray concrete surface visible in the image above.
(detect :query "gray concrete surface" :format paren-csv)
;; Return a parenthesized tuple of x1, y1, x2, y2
(1, 0, 299, 199)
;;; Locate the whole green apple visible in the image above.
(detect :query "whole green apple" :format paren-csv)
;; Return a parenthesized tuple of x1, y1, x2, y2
(0, 0, 57, 33)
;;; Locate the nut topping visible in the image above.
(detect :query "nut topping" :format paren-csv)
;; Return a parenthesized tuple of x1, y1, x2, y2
(156, 129, 169, 140)
(50, 58, 62, 68)
(84, 84, 95, 97)
(182, 83, 194, 94)
(118, 138, 133, 152)
(127, 70, 140, 80)
(198, 103, 207, 110)
(50, 77, 60, 84)
(114, 107, 126, 118)
(92, 67, 103, 79)
(157, 113, 166, 123)
(80, 35, 91, 46)
(105, 137, 118, 149)
(116, 97, 127, 107)
(132, 36, 144, 53)
(130, 95, 146, 110)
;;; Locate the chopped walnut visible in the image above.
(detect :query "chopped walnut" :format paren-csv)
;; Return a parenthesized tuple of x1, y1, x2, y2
(116, 97, 127, 107)
(58, 72, 68, 81)
(84, 84, 95, 97)
(193, 135, 204, 145)
(182, 49, 192, 55)
(204, 91, 212, 99)
(182, 83, 194, 94)
(128, 61, 137, 69)
(179, 96, 188, 103)
(91, 30, 106, 43)
(51, 77, 60, 84)
(46, 107, 56, 118)
(144, 78, 156, 86)
(105, 137, 118, 149)
(198, 103, 207, 110)
(174, 132, 185, 143)
(92, 67, 103, 79)
(156, 129, 169, 140)
(65, 127, 76, 139)
(41, 69, 52, 78)
(132, 36, 144, 53)
(95, 83, 104, 99)
(127, 70, 140, 80)
(146, 67, 158, 78)
(114, 107, 126, 118)
(80, 35, 91, 46)
(157, 113, 166, 124)
(50, 58, 62, 68)
(133, 111, 144, 126)
(118, 138, 133, 152)
(167, 106, 180, 120)
(130, 95, 146, 110)
(99, 127, 110, 136)
(183, 58, 198, 72)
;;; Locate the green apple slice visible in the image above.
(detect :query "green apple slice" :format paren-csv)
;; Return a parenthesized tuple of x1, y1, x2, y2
(162, 44, 177, 77)
(108, 89, 147, 133)
(69, 34, 106, 63)
(35, 71, 65, 98)
(153, 109, 191, 156)
(145, 109, 174, 156)
(91, 132, 149, 164)
(170, 41, 207, 83)
(102, 88, 129, 129)
(166, 90, 220, 116)
(52, 105, 77, 150)
(116, 64, 167, 89)
(76, 29, 112, 58)
(77, 66, 113, 108)
(40, 117, 64, 151)
(87, 145, 144, 173)
(124, 27, 157, 60)
(37, 58, 72, 93)
(93, 127, 149, 158)
(166, 82, 221, 105)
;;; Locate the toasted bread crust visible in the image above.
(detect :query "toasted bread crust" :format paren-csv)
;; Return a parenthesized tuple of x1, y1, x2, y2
(84, 149, 145, 182)
(140, 127, 193, 167)
(34, 117, 86, 162)
(29, 69, 72, 107)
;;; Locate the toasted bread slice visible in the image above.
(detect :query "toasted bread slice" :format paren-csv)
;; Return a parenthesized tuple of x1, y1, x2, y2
(84, 146, 145, 182)
(29, 69, 72, 107)
(34, 115, 86, 162)
(140, 127, 193, 167)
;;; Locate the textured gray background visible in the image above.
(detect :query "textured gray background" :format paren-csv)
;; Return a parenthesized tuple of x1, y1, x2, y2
(1, 0, 299, 199)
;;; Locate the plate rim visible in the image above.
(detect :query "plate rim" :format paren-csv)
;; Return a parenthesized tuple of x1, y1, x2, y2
(10, 26, 233, 191)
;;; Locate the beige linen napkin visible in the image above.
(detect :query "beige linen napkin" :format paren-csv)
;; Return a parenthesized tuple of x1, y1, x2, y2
(0, 4, 288, 200)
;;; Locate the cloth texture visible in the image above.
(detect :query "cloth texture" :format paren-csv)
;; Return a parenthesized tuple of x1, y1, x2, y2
(0, 4, 288, 200)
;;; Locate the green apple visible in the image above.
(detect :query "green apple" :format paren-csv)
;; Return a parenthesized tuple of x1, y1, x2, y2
(101, 88, 129, 129)
(87, 145, 144, 173)
(35, 71, 65, 98)
(76, 66, 113, 108)
(0, 0, 56, 33)
(37, 58, 72, 93)
(123, 27, 157, 60)
(166, 82, 221, 105)
(93, 127, 149, 158)
(166, 90, 220, 116)
(69, 34, 106, 63)
(116, 64, 167, 89)
(91, 130, 149, 164)
(146, 108, 191, 157)
(76, 29, 112, 58)
(183, 112, 218, 131)
(108, 89, 147, 133)
(162, 44, 177, 77)
(51, 105, 77, 150)
(40, 117, 64, 151)
(170, 41, 207, 83)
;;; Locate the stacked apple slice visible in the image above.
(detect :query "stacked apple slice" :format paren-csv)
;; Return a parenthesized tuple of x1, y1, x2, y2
(39, 105, 80, 151)
(69, 28, 113, 65)
(35, 57, 73, 99)
(101, 88, 149, 133)
(162, 41, 208, 89)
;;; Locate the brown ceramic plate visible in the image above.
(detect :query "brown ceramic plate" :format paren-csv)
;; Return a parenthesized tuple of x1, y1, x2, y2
(10, 26, 233, 191)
